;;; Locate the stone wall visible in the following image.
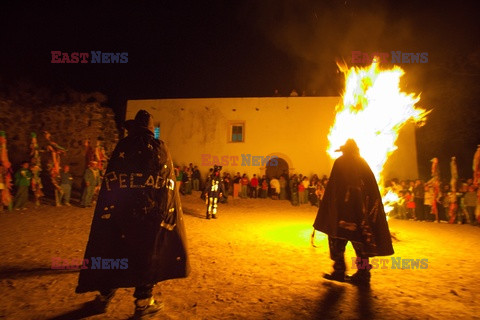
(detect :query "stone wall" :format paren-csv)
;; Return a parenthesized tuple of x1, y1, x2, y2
(0, 99, 119, 192)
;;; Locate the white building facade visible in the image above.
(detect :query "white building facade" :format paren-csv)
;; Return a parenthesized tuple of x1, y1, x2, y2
(126, 97, 418, 181)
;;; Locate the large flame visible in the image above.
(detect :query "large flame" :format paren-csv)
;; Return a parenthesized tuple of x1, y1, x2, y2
(328, 59, 428, 212)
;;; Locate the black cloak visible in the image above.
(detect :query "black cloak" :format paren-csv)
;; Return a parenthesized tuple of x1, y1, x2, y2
(76, 124, 189, 293)
(313, 153, 394, 257)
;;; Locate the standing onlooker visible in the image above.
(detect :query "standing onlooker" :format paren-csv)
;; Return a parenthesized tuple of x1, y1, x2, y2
(250, 174, 258, 198)
(281, 170, 290, 200)
(298, 178, 306, 204)
(13, 161, 32, 210)
(270, 177, 280, 200)
(60, 165, 73, 206)
(192, 166, 201, 191)
(413, 179, 425, 221)
(175, 166, 183, 195)
(464, 185, 477, 225)
(183, 166, 192, 195)
(302, 176, 310, 204)
(405, 190, 416, 220)
(424, 184, 433, 221)
(222, 172, 231, 198)
(279, 176, 287, 200)
(440, 184, 450, 222)
(81, 161, 100, 208)
(233, 172, 241, 199)
(240, 174, 249, 198)
(457, 183, 469, 224)
(396, 191, 407, 219)
(289, 175, 299, 206)
(260, 176, 269, 199)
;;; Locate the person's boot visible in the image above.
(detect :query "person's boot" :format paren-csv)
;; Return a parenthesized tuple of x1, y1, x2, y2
(206, 213, 211, 219)
(88, 290, 115, 313)
(323, 271, 345, 282)
(345, 268, 371, 286)
(212, 214, 217, 219)
(133, 297, 163, 319)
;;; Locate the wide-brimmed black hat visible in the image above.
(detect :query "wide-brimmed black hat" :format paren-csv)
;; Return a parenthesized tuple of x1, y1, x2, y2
(134, 109, 152, 128)
(335, 139, 359, 155)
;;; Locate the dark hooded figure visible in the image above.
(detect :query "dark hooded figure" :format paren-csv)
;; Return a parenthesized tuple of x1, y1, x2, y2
(313, 139, 393, 286)
(76, 110, 189, 318)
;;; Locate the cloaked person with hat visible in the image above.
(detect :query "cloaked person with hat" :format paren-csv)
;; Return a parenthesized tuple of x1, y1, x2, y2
(313, 139, 394, 286)
(76, 110, 189, 318)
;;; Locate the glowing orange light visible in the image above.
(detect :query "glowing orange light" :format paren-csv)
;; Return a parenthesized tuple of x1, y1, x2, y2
(328, 58, 429, 213)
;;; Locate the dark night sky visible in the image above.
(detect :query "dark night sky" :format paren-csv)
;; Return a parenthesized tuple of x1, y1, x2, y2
(1, 0, 479, 179)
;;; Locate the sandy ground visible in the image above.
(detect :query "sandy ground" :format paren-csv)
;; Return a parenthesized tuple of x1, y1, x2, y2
(0, 192, 479, 320)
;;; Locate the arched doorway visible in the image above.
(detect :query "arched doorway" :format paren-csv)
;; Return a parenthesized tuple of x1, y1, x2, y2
(266, 157, 289, 179)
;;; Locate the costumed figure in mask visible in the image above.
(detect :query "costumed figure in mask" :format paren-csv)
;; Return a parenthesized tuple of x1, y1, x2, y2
(95, 137, 108, 176)
(43, 131, 67, 175)
(76, 110, 189, 319)
(448, 157, 458, 223)
(84, 139, 95, 171)
(473, 145, 480, 186)
(429, 157, 441, 222)
(0, 131, 13, 211)
(313, 139, 394, 286)
(30, 132, 43, 206)
(204, 165, 224, 219)
(473, 145, 480, 223)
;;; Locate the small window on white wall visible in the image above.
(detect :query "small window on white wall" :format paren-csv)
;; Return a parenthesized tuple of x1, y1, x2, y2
(229, 122, 245, 143)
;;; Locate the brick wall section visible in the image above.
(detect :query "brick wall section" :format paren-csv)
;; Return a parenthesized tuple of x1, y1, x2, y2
(0, 99, 119, 191)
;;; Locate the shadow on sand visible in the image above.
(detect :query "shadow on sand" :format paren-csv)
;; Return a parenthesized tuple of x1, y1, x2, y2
(355, 284, 374, 319)
(312, 282, 346, 319)
(182, 205, 207, 219)
(0, 266, 79, 280)
(45, 301, 163, 320)
(45, 301, 106, 320)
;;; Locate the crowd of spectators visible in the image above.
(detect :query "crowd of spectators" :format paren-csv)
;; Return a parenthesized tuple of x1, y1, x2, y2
(174, 162, 479, 227)
(386, 178, 478, 225)
(174, 163, 328, 207)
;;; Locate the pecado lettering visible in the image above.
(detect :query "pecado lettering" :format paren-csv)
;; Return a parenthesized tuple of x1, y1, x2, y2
(103, 171, 165, 191)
